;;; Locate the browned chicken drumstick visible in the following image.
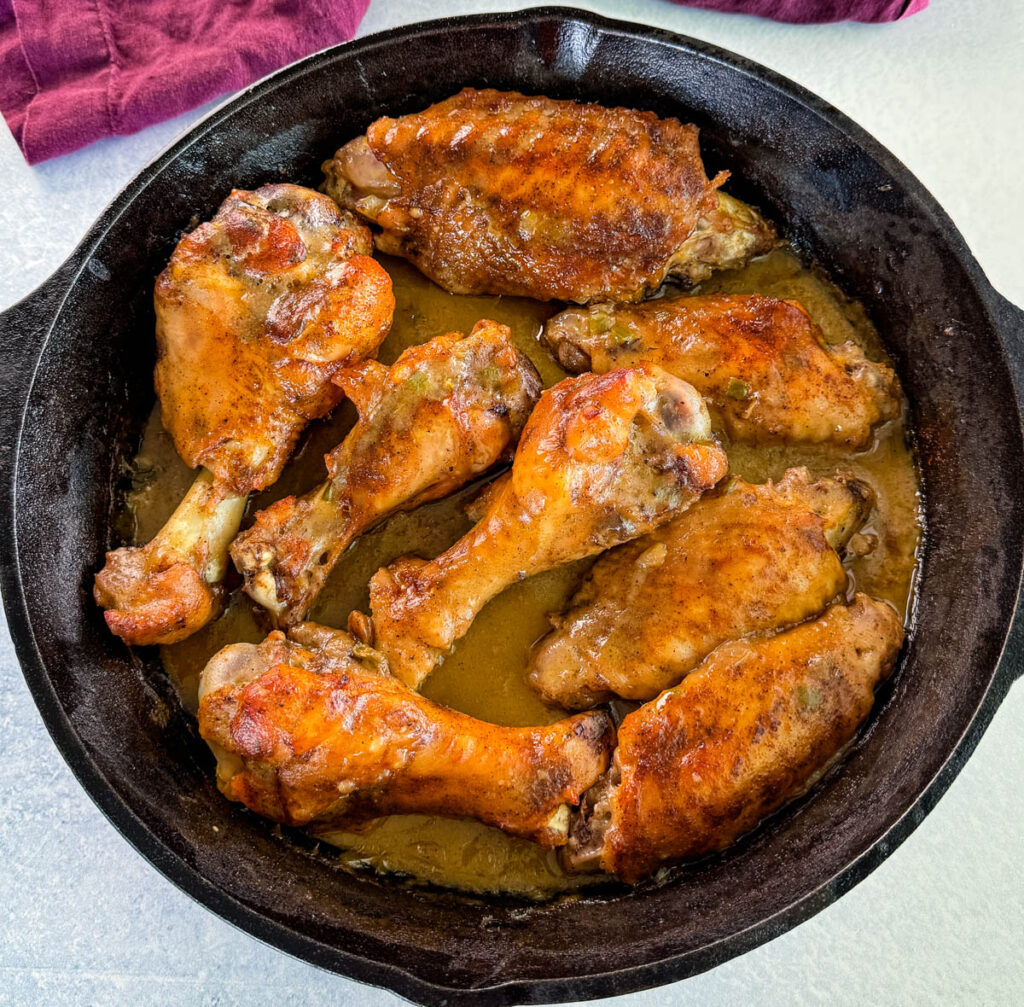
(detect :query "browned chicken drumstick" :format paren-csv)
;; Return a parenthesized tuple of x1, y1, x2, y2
(365, 364, 730, 689)
(323, 88, 775, 303)
(543, 294, 900, 447)
(230, 320, 541, 627)
(198, 624, 614, 846)
(94, 184, 394, 646)
(528, 468, 873, 710)
(565, 594, 904, 882)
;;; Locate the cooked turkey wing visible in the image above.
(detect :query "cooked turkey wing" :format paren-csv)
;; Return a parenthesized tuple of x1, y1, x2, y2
(366, 364, 729, 689)
(565, 595, 904, 882)
(197, 624, 613, 846)
(543, 293, 900, 446)
(230, 319, 542, 627)
(323, 88, 774, 303)
(94, 184, 394, 646)
(528, 468, 873, 709)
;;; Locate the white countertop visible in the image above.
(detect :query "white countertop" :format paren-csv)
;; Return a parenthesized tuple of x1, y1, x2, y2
(1, 1, 1021, 1004)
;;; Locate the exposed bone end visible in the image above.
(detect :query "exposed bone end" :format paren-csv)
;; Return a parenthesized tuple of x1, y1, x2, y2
(563, 762, 618, 874)
(230, 490, 346, 628)
(96, 470, 247, 645)
(540, 804, 571, 844)
(95, 547, 219, 646)
(527, 709, 616, 848)
(249, 567, 285, 619)
(229, 522, 288, 620)
(669, 190, 777, 286)
(322, 136, 403, 219)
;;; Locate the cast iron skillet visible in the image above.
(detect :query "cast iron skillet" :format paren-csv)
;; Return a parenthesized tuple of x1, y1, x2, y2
(1, 8, 1022, 1004)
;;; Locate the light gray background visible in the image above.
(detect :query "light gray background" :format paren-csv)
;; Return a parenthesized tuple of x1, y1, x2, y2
(1, 1, 1021, 1004)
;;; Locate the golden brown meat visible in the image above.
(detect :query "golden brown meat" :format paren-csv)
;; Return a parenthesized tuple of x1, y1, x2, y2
(154, 184, 393, 492)
(566, 595, 904, 882)
(543, 294, 900, 446)
(366, 364, 729, 689)
(528, 468, 874, 709)
(230, 320, 542, 627)
(323, 89, 775, 303)
(94, 184, 394, 646)
(197, 624, 613, 846)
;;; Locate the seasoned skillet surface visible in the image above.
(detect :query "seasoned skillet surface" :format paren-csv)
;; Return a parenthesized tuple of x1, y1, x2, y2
(1, 9, 1022, 1005)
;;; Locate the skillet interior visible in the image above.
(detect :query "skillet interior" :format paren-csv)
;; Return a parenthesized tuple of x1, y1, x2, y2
(1, 9, 1023, 1004)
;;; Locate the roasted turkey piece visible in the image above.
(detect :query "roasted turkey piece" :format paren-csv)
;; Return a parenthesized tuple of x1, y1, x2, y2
(94, 184, 394, 646)
(323, 88, 775, 303)
(565, 595, 904, 882)
(365, 364, 730, 689)
(543, 293, 900, 447)
(528, 468, 874, 710)
(230, 319, 542, 627)
(197, 624, 613, 846)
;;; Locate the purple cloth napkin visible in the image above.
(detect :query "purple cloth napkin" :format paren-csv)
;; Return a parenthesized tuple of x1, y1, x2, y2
(0, 0, 369, 164)
(0, 1, 925, 166)
(674, 0, 927, 22)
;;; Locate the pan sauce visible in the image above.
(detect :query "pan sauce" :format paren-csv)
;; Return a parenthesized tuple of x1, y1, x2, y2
(126, 247, 922, 899)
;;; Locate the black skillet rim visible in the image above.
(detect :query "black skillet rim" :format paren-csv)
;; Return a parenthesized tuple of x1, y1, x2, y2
(1, 7, 1023, 1005)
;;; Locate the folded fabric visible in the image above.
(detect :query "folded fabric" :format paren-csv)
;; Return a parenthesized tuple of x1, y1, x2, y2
(673, 0, 927, 22)
(0, 0, 927, 166)
(0, 0, 369, 165)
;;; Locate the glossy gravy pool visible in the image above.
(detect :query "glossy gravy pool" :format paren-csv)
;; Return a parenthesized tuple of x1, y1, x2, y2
(125, 248, 922, 899)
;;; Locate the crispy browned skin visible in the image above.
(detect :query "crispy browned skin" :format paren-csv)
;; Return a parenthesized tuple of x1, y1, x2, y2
(366, 364, 729, 689)
(543, 294, 900, 447)
(197, 625, 613, 845)
(566, 595, 904, 882)
(323, 89, 775, 303)
(528, 468, 874, 709)
(230, 320, 542, 627)
(154, 184, 394, 494)
(94, 184, 394, 646)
